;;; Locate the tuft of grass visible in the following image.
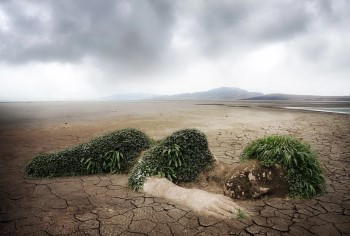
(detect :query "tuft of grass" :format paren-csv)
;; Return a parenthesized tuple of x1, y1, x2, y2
(128, 129, 215, 191)
(235, 209, 246, 219)
(25, 129, 151, 177)
(241, 135, 325, 198)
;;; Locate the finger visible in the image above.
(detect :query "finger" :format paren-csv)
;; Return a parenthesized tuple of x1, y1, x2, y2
(205, 209, 230, 219)
(218, 195, 236, 205)
(217, 200, 251, 218)
(215, 197, 238, 210)
(216, 195, 248, 213)
(211, 205, 234, 218)
(217, 200, 240, 214)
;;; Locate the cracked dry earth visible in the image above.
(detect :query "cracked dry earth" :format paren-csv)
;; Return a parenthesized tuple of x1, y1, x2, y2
(0, 102, 350, 235)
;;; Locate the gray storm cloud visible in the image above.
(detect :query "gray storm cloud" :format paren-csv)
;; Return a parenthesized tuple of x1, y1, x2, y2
(0, 0, 349, 85)
(0, 0, 176, 71)
(189, 1, 311, 55)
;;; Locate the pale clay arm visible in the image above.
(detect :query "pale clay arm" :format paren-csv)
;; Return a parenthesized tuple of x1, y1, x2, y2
(143, 177, 248, 219)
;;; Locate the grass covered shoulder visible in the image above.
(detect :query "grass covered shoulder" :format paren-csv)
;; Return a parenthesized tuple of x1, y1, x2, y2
(25, 128, 151, 177)
(241, 135, 325, 198)
(128, 129, 215, 190)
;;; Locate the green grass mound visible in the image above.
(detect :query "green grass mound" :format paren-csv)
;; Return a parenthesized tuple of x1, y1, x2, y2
(25, 128, 151, 177)
(128, 129, 215, 190)
(241, 135, 325, 198)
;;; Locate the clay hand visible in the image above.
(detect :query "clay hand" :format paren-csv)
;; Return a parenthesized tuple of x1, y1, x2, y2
(143, 177, 249, 219)
(184, 188, 249, 219)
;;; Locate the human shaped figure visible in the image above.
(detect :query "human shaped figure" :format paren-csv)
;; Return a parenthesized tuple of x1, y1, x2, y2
(27, 128, 286, 219)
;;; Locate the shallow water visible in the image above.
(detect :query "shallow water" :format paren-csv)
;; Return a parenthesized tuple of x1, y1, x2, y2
(285, 107, 350, 115)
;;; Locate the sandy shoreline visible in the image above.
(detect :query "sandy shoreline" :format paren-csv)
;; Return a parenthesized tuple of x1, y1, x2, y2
(0, 101, 349, 235)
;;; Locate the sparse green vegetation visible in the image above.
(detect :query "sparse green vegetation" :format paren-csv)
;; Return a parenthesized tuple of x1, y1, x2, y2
(235, 209, 246, 219)
(241, 135, 325, 198)
(128, 129, 215, 190)
(25, 128, 150, 177)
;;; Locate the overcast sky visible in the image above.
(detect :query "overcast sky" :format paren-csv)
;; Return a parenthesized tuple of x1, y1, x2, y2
(0, 0, 349, 101)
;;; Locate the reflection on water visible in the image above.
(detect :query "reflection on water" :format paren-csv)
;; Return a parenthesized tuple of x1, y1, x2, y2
(285, 107, 350, 115)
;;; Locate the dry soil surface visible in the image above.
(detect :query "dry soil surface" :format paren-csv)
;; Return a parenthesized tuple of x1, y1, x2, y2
(0, 101, 349, 235)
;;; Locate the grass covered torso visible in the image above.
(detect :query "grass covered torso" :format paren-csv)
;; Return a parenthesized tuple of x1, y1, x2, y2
(128, 129, 215, 190)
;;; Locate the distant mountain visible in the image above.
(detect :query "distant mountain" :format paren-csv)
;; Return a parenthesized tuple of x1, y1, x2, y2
(102, 93, 157, 101)
(246, 93, 350, 101)
(102, 90, 350, 102)
(154, 87, 263, 100)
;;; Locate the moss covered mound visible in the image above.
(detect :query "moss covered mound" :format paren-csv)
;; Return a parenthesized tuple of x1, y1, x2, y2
(128, 129, 215, 190)
(25, 128, 151, 177)
(241, 135, 325, 198)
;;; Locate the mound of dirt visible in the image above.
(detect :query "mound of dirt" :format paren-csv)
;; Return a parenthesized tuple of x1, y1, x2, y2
(224, 160, 289, 199)
(179, 160, 289, 200)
